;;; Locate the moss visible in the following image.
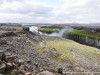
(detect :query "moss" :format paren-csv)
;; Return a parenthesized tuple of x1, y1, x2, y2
(51, 56, 65, 62)
(5, 69, 13, 75)
(34, 35, 100, 64)
(38, 26, 63, 33)
(64, 28, 100, 39)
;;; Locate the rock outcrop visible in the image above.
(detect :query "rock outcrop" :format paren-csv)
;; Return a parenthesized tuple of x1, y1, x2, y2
(63, 33, 100, 49)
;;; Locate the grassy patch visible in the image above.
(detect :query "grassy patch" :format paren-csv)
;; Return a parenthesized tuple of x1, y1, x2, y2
(34, 35, 100, 64)
(5, 69, 13, 75)
(38, 26, 63, 33)
(64, 28, 100, 39)
(51, 56, 65, 62)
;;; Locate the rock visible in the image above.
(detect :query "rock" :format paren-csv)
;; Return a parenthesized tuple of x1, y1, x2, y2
(6, 55, 15, 63)
(5, 52, 12, 56)
(19, 65, 26, 74)
(25, 72, 34, 75)
(57, 68, 63, 74)
(12, 69, 20, 75)
(0, 50, 6, 61)
(0, 60, 6, 74)
(2, 32, 16, 37)
(26, 58, 31, 64)
(6, 62, 15, 69)
(5, 55, 16, 69)
(0, 40, 7, 45)
(36, 71, 55, 75)
(18, 59, 25, 66)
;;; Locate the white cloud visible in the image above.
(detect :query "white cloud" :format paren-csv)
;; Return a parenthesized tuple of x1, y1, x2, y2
(55, 0, 100, 23)
(0, 0, 100, 23)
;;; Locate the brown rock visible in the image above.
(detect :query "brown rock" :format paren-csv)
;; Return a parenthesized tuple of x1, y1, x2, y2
(19, 65, 26, 74)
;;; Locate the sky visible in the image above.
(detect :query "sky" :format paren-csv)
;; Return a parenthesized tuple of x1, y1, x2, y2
(0, 0, 100, 23)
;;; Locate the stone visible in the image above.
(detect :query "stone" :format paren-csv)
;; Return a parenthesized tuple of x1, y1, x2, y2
(0, 40, 7, 45)
(12, 69, 20, 75)
(36, 71, 55, 75)
(26, 58, 31, 64)
(6, 56, 15, 63)
(0, 61, 6, 74)
(19, 65, 26, 74)
(18, 59, 24, 65)
(25, 72, 34, 75)
(6, 62, 15, 68)
(57, 68, 63, 74)
(0, 50, 5, 61)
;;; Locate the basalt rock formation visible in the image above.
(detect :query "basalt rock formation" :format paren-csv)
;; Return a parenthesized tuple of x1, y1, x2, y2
(63, 33, 100, 49)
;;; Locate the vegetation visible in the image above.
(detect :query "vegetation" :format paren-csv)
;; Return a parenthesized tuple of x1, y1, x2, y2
(34, 36, 100, 64)
(5, 69, 13, 75)
(38, 26, 63, 33)
(64, 28, 100, 39)
(39, 26, 100, 39)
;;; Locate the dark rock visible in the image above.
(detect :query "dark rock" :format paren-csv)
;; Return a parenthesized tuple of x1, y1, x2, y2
(57, 68, 63, 74)
(23, 26, 29, 31)
(0, 50, 6, 62)
(0, 40, 7, 45)
(0, 60, 6, 74)
(2, 32, 17, 37)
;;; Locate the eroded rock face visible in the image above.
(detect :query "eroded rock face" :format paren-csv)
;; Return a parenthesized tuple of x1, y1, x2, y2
(63, 33, 100, 49)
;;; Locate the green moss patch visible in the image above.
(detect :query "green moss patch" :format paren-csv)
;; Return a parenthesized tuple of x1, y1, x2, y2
(64, 28, 100, 39)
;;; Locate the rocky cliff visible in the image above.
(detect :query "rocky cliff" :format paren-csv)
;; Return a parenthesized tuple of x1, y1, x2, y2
(63, 33, 100, 49)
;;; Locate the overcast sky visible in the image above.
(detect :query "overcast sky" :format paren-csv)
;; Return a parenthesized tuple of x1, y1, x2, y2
(0, 0, 100, 23)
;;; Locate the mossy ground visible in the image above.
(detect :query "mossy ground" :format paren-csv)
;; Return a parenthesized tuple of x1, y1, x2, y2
(39, 26, 100, 39)
(38, 26, 62, 33)
(64, 28, 100, 39)
(5, 69, 13, 75)
(34, 35, 100, 65)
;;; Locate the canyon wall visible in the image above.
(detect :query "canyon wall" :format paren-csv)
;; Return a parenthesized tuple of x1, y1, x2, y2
(63, 33, 100, 49)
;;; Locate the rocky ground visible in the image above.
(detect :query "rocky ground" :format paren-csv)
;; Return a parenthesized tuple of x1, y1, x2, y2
(0, 26, 63, 75)
(0, 25, 100, 75)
